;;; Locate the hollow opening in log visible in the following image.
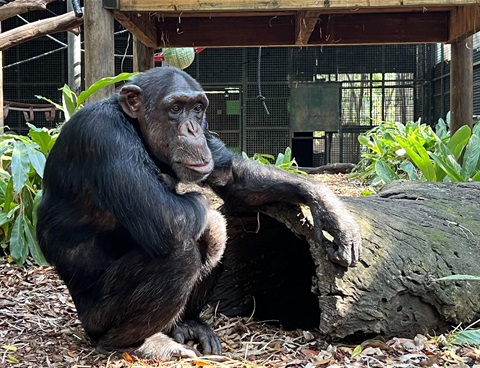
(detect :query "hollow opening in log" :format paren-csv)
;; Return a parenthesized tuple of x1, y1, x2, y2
(209, 213, 320, 330)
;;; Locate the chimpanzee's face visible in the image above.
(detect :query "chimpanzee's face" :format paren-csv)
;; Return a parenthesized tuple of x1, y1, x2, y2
(119, 69, 213, 183)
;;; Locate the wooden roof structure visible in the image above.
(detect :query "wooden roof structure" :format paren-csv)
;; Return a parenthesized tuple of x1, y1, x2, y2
(103, 0, 480, 48)
(83, 1, 477, 131)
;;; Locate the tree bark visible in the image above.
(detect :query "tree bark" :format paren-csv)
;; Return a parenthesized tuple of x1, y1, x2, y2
(0, 0, 57, 22)
(0, 10, 82, 51)
(210, 181, 480, 340)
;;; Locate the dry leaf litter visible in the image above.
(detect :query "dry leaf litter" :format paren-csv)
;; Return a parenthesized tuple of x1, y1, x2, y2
(1, 174, 479, 368)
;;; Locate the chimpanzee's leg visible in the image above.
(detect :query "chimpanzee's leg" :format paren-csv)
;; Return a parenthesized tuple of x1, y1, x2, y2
(75, 210, 227, 359)
(170, 210, 227, 355)
(74, 244, 202, 359)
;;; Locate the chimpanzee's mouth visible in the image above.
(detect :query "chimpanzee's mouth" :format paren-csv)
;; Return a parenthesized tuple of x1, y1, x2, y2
(184, 160, 214, 175)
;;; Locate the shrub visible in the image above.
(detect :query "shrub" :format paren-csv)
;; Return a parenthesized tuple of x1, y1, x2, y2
(242, 147, 308, 176)
(352, 117, 480, 186)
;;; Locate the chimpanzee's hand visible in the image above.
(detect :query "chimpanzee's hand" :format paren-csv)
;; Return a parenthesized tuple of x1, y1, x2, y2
(170, 319, 222, 355)
(310, 187, 362, 267)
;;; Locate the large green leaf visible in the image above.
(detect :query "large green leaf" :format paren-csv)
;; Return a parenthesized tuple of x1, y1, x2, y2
(430, 151, 464, 182)
(461, 134, 480, 179)
(32, 189, 43, 227)
(453, 329, 480, 345)
(61, 84, 77, 120)
(27, 124, 57, 154)
(375, 161, 398, 183)
(399, 160, 420, 180)
(76, 72, 139, 106)
(447, 125, 471, 160)
(10, 215, 28, 265)
(395, 136, 436, 181)
(3, 177, 14, 213)
(26, 145, 46, 178)
(11, 141, 31, 193)
(24, 215, 48, 266)
(437, 274, 480, 281)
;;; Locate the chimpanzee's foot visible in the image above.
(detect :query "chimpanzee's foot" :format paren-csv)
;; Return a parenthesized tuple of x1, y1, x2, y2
(133, 332, 197, 360)
(171, 319, 222, 355)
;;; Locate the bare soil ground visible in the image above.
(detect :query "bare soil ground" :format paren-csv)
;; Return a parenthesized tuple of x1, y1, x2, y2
(1, 174, 479, 368)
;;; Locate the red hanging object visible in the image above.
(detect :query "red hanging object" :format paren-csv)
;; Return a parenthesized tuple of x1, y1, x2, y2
(154, 47, 205, 62)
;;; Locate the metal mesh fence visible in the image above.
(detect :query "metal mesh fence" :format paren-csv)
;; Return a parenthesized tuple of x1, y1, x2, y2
(3, 11, 430, 164)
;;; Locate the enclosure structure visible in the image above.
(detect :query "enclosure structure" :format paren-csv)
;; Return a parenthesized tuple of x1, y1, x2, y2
(1, 1, 479, 164)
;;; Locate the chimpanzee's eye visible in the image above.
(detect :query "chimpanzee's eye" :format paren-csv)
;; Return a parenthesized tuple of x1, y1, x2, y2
(193, 103, 204, 113)
(171, 104, 181, 113)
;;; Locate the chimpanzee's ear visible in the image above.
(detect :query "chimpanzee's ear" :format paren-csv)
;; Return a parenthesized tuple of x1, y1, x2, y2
(118, 85, 143, 119)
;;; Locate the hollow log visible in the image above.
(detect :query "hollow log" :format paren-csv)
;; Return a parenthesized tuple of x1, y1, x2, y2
(209, 181, 480, 340)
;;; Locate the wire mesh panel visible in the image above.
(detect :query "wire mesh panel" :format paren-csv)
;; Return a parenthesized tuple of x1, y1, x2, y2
(204, 87, 242, 152)
(246, 129, 290, 157)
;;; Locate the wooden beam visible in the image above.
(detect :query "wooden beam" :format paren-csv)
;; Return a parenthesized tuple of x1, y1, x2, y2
(112, 10, 158, 49)
(84, 0, 115, 101)
(157, 15, 296, 48)
(450, 36, 473, 136)
(133, 37, 155, 72)
(145, 11, 448, 47)
(449, 5, 480, 43)
(295, 10, 321, 45)
(0, 10, 83, 52)
(308, 12, 448, 45)
(0, 0, 57, 22)
(105, 0, 478, 12)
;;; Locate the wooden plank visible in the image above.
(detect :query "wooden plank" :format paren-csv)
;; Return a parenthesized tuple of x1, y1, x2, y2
(450, 36, 473, 135)
(133, 37, 155, 72)
(112, 10, 158, 49)
(449, 5, 480, 43)
(84, 0, 115, 101)
(104, 0, 477, 12)
(295, 10, 321, 45)
(107, 0, 477, 12)
(156, 15, 296, 48)
(308, 12, 449, 44)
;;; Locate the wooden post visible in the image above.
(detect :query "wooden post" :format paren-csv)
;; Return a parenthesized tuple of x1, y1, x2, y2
(84, 1, 115, 102)
(0, 22, 3, 127)
(133, 36, 154, 72)
(450, 36, 473, 135)
(67, 1, 82, 95)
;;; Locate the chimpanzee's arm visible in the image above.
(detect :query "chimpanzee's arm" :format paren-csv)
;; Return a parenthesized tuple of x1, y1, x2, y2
(49, 103, 209, 259)
(205, 133, 361, 267)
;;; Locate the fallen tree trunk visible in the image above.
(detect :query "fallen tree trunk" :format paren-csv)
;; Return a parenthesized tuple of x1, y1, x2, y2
(209, 181, 480, 340)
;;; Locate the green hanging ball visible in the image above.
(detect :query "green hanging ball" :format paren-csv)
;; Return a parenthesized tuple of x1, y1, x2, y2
(162, 48, 196, 69)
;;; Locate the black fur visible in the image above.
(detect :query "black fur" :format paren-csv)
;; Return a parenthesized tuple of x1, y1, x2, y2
(37, 67, 362, 360)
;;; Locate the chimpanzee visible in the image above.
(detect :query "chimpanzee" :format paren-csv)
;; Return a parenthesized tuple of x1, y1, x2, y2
(36, 67, 361, 360)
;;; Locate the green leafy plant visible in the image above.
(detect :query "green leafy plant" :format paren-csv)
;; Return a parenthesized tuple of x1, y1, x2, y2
(242, 147, 308, 176)
(352, 118, 480, 186)
(36, 72, 138, 121)
(2, 72, 139, 266)
(0, 124, 59, 265)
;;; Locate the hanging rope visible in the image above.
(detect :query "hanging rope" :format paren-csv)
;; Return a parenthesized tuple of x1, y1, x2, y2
(257, 47, 270, 115)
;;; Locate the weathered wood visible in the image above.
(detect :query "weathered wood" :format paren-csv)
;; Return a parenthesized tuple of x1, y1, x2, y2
(299, 163, 355, 174)
(295, 10, 320, 46)
(449, 5, 480, 42)
(0, 0, 57, 22)
(105, 0, 478, 12)
(450, 36, 473, 136)
(84, 1, 115, 101)
(0, 10, 83, 52)
(210, 181, 480, 339)
(133, 36, 155, 72)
